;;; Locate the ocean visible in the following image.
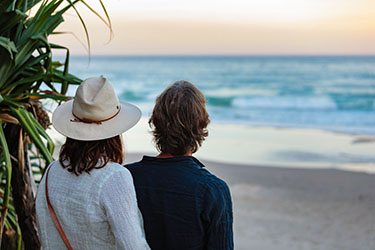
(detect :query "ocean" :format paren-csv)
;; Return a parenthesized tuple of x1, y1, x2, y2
(65, 56, 375, 135)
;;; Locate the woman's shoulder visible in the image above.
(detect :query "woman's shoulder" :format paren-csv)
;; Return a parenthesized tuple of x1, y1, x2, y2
(101, 162, 132, 178)
(51, 160, 130, 176)
(100, 162, 134, 185)
(99, 163, 136, 199)
(92, 163, 134, 196)
(106, 162, 129, 171)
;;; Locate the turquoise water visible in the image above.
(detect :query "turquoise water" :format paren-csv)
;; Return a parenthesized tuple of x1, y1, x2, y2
(65, 56, 375, 135)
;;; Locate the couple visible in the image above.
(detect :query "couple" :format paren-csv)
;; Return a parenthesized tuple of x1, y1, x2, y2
(35, 77, 233, 250)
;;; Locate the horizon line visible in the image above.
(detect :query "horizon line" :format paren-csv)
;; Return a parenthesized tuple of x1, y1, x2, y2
(56, 54, 375, 57)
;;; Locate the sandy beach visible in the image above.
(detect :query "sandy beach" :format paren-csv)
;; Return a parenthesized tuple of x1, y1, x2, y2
(125, 153, 375, 250)
(123, 119, 375, 249)
(47, 119, 375, 249)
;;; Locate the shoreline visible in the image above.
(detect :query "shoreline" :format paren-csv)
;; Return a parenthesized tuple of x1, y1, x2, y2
(47, 117, 375, 174)
(122, 117, 375, 173)
(205, 119, 375, 138)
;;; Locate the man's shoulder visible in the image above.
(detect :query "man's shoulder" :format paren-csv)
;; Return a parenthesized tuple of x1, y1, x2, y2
(188, 161, 231, 198)
(191, 159, 227, 186)
(124, 160, 143, 170)
(124, 156, 230, 192)
(200, 171, 230, 194)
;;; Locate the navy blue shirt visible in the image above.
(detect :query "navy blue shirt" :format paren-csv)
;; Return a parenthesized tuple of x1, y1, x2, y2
(126, 156, 233, 250)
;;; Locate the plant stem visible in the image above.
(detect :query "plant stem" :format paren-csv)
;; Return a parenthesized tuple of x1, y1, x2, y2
(0, 119, 13, 247)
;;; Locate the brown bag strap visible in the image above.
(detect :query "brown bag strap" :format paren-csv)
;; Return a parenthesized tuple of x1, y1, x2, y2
(45, 164, 73, 250)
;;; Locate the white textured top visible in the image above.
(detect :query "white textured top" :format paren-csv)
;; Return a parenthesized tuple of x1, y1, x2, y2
(36, 161, 150, 250)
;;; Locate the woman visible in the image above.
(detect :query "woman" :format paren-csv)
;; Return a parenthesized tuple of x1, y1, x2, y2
(36, 77, 150, 249)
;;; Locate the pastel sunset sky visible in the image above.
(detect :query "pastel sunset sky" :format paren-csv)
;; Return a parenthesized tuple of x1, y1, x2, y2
(50, 0, 375, 55)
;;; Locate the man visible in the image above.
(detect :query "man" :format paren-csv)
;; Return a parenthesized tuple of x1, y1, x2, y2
(126, 80, 233, 250)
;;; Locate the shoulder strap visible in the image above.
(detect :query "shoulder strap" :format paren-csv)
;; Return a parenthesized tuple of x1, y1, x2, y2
(45, 163, 73, 250)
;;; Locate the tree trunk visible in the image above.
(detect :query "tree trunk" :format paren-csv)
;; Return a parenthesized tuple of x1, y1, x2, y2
(4, 123, 41, 250)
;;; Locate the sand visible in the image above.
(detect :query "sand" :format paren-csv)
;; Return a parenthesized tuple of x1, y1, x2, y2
(47, 120, 375, 249)
(125, 153, 375, 250)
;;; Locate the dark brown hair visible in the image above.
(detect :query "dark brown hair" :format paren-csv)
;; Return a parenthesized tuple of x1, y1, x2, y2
(59, 135, 123, 176)
(149, 80, 210, 156)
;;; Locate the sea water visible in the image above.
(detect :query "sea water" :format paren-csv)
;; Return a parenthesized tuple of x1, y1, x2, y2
(66, 56, 375, 135)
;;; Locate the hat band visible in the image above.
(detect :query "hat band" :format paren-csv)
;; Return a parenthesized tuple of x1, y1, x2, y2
(70, 107, 121, 125)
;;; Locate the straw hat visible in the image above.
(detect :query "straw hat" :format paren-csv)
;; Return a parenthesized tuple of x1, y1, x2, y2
(52, 77, 141, 141)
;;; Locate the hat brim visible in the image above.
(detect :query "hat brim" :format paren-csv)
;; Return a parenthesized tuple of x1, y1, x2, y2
(52, 100, 141, 141)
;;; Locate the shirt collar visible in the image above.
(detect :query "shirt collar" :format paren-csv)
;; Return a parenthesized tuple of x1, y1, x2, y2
(141, 155, 205, 168)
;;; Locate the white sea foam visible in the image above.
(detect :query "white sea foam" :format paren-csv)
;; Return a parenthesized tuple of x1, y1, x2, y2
(232, 96, 337, 110)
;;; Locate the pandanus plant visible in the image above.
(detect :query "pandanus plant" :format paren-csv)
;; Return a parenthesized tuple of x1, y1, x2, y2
(0, 0, 111, 249)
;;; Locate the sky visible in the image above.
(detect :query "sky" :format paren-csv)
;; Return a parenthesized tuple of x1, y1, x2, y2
(49, 0, 375, 55)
